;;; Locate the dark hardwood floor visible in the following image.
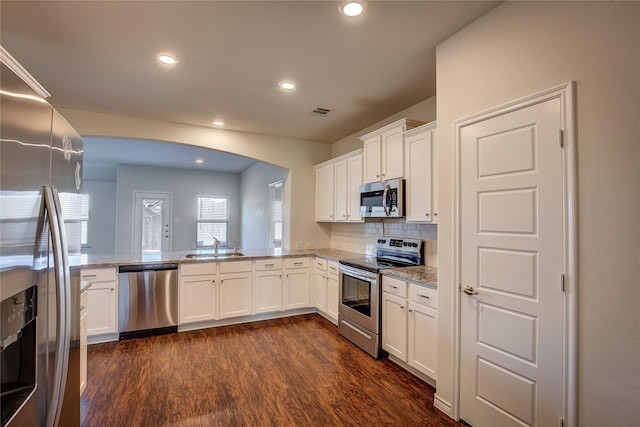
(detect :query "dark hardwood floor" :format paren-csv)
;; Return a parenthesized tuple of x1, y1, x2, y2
(81, 314, 462, 426)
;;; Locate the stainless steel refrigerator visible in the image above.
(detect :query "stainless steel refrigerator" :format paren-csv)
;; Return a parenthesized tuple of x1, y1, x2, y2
(1, 46, 83, 426)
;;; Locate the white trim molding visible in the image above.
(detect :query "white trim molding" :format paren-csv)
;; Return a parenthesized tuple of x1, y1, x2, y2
(451, 82, 578, 426)
(0, 45, 51, 98)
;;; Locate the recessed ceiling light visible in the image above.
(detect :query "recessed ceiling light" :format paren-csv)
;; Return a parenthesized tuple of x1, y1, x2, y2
(213, 120, 225, 126)
(195, 159, 204, 164)
(279, 81, 296, 91)
(158, 54, 177, 65)
(340, 1, 364, 17)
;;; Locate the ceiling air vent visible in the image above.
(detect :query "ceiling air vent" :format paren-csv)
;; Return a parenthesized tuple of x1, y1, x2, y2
(311, 107, 332, 116)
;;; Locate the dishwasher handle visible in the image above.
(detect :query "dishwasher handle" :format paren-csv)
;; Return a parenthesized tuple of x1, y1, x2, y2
(118, 263, 178, 273)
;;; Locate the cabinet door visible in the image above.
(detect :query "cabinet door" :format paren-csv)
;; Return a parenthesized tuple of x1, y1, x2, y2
(346, 154, 363, 222)
(219, 273, 253, 319)
(334, 159, 348, 221)
(381, 292, 408, 361)
(315, 163, 335, 221)
(362, 134, 382, 183)
(80, 293, 88, 394)
(408, 302, 437, 379)
(315, 270, 327, 312)
(326, 274, 339, 323)
(255, 270, 283, 314)
(86, 283, 117, 335)
(381, 125, 405, 180)
(405, 128, 433, 222)
(179, 275, 217, 323)
(284, 268, 310, 310)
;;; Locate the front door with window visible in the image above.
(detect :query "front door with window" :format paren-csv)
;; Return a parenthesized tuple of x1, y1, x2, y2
(133, 192, 172, 254)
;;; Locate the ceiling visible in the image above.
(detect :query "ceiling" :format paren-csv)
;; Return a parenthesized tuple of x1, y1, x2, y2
(1, 1, 499, 174)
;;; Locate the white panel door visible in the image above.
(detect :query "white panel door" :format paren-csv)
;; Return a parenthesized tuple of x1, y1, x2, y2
(460, 98, 564, 426)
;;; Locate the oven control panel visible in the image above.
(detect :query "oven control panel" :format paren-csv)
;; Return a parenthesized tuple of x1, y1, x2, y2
(376, 237, 422, 253)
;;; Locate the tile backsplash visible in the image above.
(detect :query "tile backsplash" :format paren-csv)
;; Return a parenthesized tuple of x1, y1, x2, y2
(330, 219, 438, 266)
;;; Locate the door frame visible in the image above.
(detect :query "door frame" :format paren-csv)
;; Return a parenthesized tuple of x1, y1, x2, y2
(451, 82, 578, 426)
(132, 191, 173, 254)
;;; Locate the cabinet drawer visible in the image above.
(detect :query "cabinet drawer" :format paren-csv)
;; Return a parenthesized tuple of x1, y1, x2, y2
(284, 257, 310, 269)
(219, 260, 253, 274)
(255, 259, 283, 271)
(327, 261, 339, 277)
(409, 283, 437, 309)
(81, 267, 117, 283)
(382, 276, 407, 298)
(315, 258, 328, 271)
(180, 262, 217, 276)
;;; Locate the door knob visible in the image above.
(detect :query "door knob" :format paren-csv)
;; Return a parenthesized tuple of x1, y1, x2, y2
(462, 285, 479, 295)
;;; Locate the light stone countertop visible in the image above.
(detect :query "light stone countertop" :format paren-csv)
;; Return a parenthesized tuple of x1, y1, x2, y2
(81, 247, 364, 268)
(382, 265, 438, 288)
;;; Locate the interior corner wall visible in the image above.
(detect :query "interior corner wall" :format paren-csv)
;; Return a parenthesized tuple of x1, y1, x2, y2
(435, 2, 640, 425)
(82, 179, 117, 255)
(240, 161, 289, 250)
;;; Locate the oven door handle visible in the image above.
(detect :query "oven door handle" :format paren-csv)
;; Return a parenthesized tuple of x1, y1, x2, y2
(339, 265, 378, 282)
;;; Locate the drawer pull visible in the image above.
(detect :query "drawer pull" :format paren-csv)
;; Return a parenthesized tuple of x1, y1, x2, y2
(80, 305, 86, 311)
(264, 263, 275, 267)
(294, 262, 303, 266)
(418, 294, 430, 300)
(82, 274, 97, 279)
(86, 287, 115, 291)
(389, 285, 398, 289)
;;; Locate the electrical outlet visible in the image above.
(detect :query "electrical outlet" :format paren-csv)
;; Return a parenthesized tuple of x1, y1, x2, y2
(305, 242, 314, 248)
(296, 242, 304, 249)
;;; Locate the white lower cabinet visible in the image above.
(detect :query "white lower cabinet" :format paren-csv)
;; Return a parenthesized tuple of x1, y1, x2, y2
(314, 258, 328, 313)
(283, 258, 310, 310)
(326, 262, 339, 323)
(219, 261, 254, 319)
(179, 262, 218, 324)
(254, 259, 284, 314)
(81, 267, 118, 337)
(79, 288, 88, 394)
(314, 258, 338, 324)
(382, 276, 438, 381)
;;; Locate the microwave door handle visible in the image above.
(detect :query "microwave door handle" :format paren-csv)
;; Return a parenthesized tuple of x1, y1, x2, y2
(382, 183, 390, 217)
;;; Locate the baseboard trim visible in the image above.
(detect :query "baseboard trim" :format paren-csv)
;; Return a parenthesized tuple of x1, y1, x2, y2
(434, 394, 454, 419)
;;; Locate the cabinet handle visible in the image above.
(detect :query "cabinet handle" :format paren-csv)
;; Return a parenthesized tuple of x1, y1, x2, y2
(418, 294, 430, 300)
(425, 213, 430, 217)
(294, 262, 303, 266)
(82, 274, 97, 279)
(400, 305, 405, 310)
(376, 174, 380, 178)
(342, 214, 346, 218)
(211, 280, 216, 284)
(434, 213, 438, 218)
(389, 285, 398, 289)
(265, 263, 275, 267)
(80, 305, 86, 311)
(409, 309, 414, 313)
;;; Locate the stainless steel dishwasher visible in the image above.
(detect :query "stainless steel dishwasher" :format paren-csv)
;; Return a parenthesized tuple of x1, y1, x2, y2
(118, 263, 178, 340)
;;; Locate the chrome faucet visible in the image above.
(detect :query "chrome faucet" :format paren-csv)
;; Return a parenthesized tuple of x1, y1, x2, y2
(212, 237, 220, 256)
(228, 236, 240, 254)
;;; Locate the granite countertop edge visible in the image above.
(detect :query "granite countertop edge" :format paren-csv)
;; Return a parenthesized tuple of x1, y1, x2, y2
(382, 265, 438, 289)
(81, 248, 364, 269)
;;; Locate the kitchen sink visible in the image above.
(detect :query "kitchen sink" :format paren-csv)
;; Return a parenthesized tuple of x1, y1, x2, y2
(185, 252, 244, 259)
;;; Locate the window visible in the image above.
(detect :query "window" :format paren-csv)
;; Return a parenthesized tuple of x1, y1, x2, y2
(196, 196, 229, 247)
(269, 181, 283, 249)
(81, 194, 89, 247)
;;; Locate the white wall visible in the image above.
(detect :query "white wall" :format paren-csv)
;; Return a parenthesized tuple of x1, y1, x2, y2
(435, 2, 640, 425)
(240, 161, 289, 249)
(60, 109, 333, 250)
(114, 164, 241, 255)
(82, 180, 116, 255)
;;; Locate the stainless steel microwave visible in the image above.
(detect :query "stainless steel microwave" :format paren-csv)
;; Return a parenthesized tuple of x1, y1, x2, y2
(359, 179, 404, 218)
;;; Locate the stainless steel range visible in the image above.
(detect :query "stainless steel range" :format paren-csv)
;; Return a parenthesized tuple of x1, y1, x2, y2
(338, 237, 423, 358)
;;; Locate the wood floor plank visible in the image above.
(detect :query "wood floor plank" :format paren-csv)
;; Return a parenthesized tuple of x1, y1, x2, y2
(81, 314, 462, 427)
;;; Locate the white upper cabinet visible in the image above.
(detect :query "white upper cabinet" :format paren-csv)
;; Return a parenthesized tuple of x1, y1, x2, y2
(404, 121, 438, 223)
(315, 150, 363, 223)
(315, 162, 335, 221)
(360, 118, 423, 184)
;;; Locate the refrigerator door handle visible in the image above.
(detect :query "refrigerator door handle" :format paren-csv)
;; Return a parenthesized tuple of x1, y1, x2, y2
(42, 186, 71, 427)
